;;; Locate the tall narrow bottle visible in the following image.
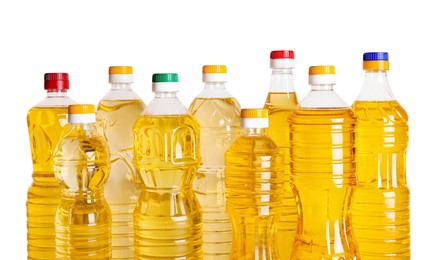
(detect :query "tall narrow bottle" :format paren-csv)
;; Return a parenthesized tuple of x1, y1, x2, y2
(27, 73, 76, 260)
(225, 108, 284, 260)
(96, 66, 146, 259)
(189, 65, 241, 259)
(289, 66, 358, 259)
(263, 50, 298, 259)
(54, 104, 111, 259)
(351, 52, 410, 259)
(133, 73, 203, 259)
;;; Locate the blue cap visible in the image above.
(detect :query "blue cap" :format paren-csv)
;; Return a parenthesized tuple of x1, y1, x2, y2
(363, 52, 389, 61)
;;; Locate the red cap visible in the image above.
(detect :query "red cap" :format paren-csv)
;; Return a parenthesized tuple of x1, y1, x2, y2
(44, 73, 69, 90)
(270, 50, 294, 59)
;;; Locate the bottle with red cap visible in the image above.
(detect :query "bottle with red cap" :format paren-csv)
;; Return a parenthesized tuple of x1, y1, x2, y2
(263, 50, 298, 259)
(26, 73, 76, 259)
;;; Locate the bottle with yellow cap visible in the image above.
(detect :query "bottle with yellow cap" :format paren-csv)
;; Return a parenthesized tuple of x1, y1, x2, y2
(133, 73, 203, 259)
(96, 66, 146, 259)
(53, 104, 111, 259)
(26, 73, 76, 259)
(288, 66, 358, 259)
(351, 52, 410, 259)
(263, 50, 298, 259)
(225, 108, 284, 259)
(188, 65, 241, 259)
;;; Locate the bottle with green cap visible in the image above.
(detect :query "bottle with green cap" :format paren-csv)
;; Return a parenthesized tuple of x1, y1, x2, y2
(96, 66, 146, 259)
(351, 52, 410, 259)
(188, 65, 241, 259)
(53, 104, 111, 259)
(133, 73, 203, 259)
(288, 66, 358, 259)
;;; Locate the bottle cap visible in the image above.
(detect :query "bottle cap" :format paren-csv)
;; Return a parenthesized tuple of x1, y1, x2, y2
(152, 73, 179, 92)
(109, 66, 133, 83)
(308, 65, 336, 85)
(240, 108, 269, 128)
(270, 50, 295, 69)
(363, 52, 389, 70)
(68, 104, 96, 124)
(44, 73, 69, 90)
(202, 65, 227, 82)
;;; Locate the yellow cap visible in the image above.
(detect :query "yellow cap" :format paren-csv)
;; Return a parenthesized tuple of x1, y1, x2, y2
(68, 104, 95, 114)
(309, 65, 336, 75)
(240, 108, 268, 119)
(363, 60, 389, 70)
(203, 65, 227, 74)
(109, 66, 133, 75)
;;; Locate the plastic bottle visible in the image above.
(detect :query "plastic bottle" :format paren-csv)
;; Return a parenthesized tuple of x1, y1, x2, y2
(189, 65, 241, 259)
(225, 108, 284, 260)
(263, 50, 298, 259)
(133, 73, 203, 259)
(96, 66, 146, 259)
(351, 52, 410, 259)
(54, 104, 111, 259)
(26, 73, 76, 259)
(289, 66, 358, 259)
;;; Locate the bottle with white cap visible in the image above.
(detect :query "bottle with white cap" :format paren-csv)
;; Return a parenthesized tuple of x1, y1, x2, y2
(288, 66, 358, 259)
(188, 65, 241, 259)
(96, 66, 146, 259)
(263, 50, 298, 259)
(225, 108, 284, 259)
(54, 104, 111, 259)
(133, 73, 203, 259)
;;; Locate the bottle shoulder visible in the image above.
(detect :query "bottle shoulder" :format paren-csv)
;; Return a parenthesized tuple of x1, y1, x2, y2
(352, 100, 408, 123)
(32, 96, 77, 108)
(228, 134, 281, 155)
(189, 97, 241, 127)
(98, 89, 145, 102)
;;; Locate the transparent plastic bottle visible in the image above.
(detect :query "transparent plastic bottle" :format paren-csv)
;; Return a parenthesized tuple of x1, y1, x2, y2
(289, 66, 358, 259)
(133, 73, 203, 259)
(26, 73, 76, 260)
(54, 104, 111, 259)
(189, 65, 241, 259)
(96, 66, 146, 259)
(225, 108, 284, 260)
(263, 50, 298, 259)
(351, 52, 410, 259)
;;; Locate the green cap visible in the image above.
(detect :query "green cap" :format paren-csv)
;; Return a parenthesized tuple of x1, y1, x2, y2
(152, 73, 179, 83)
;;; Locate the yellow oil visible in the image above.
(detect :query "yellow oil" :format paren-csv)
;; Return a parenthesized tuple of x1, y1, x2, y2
(27, 107, 70, 259)
(189, 97, 241, 259)
(54, 125, 111, 259)
(351, 101, 410, 259)
(264, 92, 298, 259)
(289, 108, 358, 259)
(225, 129, 284, 259)
(133, 114, 203, 259)
(96, 99, 146, 259)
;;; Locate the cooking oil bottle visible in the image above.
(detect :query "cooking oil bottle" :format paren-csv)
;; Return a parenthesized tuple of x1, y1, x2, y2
(133, 73, 203, 259)
(351, 52, 410, 259)
(189, 65, 241, 259)
(54, 104, 111, 259)
(263, 50, 298, 259)
(96, 66, 146, 259)
(289, 66, 358, 259)
(26, 73, 76, 260)
(225, 108, 284, 259)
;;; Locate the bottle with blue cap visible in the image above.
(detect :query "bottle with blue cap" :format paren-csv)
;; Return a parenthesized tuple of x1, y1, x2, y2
(351, 52, 410, 259)
(133, 73, 203, 259)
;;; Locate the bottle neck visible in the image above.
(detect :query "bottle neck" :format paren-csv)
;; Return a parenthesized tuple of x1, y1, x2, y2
(204, 82, 226, 89)
(69, 122, 96, 134)
(154, 91, 178, 98)
(269, 68, 295, 93)
(311, 84, 334, 91)
(244, 128, 266, 135)
(47, 89, 68, 97)
(110, 82, 132, 90)
(357, 70, 395, 101)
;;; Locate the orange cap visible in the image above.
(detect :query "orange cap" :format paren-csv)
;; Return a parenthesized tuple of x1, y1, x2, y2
(240, 108, 268, 119)
(68, 104, 95, 114)
(309, 65, 336, 75)
(203, 65, 227, 74)
(109, 66, 133, 75)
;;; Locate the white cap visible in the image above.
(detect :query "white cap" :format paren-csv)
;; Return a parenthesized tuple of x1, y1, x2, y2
(270, 59, 295, 69)
(152, 82, 179, 92)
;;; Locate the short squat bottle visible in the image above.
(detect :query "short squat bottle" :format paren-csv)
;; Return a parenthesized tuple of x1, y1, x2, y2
(26, 73, 76, 259)
(289, 66, 358, 259)
(133, 73, 203, 259)
(96, 66, 146, 259)
(351, 52, 410, 259)
(54, 104, 111, 259)
(225, 108, 284, 260)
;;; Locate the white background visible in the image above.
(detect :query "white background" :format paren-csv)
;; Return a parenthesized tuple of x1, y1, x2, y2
(0, 0, 437, 258)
